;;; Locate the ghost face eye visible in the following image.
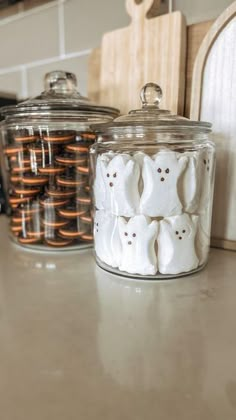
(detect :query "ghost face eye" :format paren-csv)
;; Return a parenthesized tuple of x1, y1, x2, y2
(113, 173, 117, 178)
(107, 173, 110, 177)
(157, 168, 162, 173)
(175, 231, 179, 235)
(165, 168, 170, 173)
(132, 233, 136, 237)
(203, 159, 207, 165)
(182, 229, 186, 233)
(124, 232, 128, 236)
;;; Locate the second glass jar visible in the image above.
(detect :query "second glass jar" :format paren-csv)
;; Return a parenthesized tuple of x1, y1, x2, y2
(90, 83, 216, 279)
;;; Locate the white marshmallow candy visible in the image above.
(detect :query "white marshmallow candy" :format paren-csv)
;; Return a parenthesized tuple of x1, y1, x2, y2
(140, 151, 188, 217)
(133, 151, 146, 195)
(94, 209, 121, 268)
(178, 151, 200, 213)
(100, 154, 140, 216)
(158, 213, 199, 275)
(118, 215, 158, 275)
(94, 152, 114, 210)
(197, 149, 215, 213)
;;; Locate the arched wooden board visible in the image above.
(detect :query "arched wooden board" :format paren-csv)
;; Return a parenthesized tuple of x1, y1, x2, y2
(191, 1, 236, 251)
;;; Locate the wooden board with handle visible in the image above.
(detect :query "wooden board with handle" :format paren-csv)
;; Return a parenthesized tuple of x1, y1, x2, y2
(191, 1, 236, 251)
(89, 0, 186, 115)
(88, 17, 215, 119)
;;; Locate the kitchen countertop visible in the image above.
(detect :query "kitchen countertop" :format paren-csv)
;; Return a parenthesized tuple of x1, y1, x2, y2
(0, 216, 236, 420)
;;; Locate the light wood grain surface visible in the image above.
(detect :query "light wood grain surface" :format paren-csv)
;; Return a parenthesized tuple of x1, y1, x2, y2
(191, 1, 236, 251)
(88, 48, 101, 105)
(97, 0, 186, 115)
(185, 20, 213, 117)
(87, 4, 215, 118)
(88, 19, 215, 118)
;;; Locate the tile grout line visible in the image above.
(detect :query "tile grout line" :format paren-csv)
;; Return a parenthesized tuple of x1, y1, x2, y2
(0, 49, 92, 76)
(20, 66, 28, 98)
(58, 0, 66, 58)
(0, 0, 60, 27)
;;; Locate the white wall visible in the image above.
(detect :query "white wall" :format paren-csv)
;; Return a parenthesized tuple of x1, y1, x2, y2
(0, 0, 233, 100)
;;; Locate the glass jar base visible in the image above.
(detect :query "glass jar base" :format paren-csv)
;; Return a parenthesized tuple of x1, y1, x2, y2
(96, 257, 207, 281)
(10, 234, 93, 253)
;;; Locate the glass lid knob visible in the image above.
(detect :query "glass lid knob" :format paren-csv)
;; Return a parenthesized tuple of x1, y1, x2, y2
(140, 82, 162, 108)
(44, 70, 77, 93)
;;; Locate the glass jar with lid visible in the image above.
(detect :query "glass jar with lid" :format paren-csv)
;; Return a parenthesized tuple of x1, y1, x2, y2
(90, 83, 216, 279)
(0, 70, 118, 250)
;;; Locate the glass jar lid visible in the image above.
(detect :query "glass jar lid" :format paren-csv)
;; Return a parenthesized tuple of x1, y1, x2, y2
(91, 82, 211, 134)
(1, 71, 119, 120)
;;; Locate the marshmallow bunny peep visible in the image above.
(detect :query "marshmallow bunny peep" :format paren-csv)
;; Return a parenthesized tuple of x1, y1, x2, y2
(100, 154, 140, 217)
(158, 213, 199, 275)
(94, 210, 121, 268)
(118, 215, 158, 275)
(140, 151, 187, 217)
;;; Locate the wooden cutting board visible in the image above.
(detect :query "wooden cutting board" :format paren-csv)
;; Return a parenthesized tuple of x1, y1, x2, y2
(191, 1, 236, 251)
(88, 0, 186, 115)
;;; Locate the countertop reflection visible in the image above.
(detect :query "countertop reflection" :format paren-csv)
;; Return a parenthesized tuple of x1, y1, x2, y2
(0, 216, 236, 420)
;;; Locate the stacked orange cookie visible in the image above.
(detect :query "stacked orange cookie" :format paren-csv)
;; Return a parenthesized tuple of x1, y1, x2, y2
(4, 130, 94, 248)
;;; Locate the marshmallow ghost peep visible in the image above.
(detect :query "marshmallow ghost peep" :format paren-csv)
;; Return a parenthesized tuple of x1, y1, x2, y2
(158, 213, 199, 275)
(198, 149, 214, 213)
(179, 151, 199, 213)
(118, 215, 158, 275)
(101, 154, 140, 216)
(94, 153, 114, 209)
(140, 151, 187, 217)
(94, 210, 121, 267)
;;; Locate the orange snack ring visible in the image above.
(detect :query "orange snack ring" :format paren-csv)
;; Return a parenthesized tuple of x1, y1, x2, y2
(45, 237, 73, 247)
(46, 188, 76, 199)
(58, 208, 86, 219)
(18, 236, 41, 244)
(14, 187, 40, 196)
(21, 175, 49, 186)
(76, 166, 89, 174)
(80, 215, 92, 224)
(14, 136, 37, 144)
(56, 176, 86, 188)
(65, 144, 89, 153)
(42, 219, 70, 228)
(38, 166, 65, 175)
(80, 233, 93, 241)
(58, 227, 85, 239)
(39, 197, 69, 208)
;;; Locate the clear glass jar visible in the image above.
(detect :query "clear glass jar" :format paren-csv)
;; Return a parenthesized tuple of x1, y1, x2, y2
(0, 71, 118, 250)
(90, 83, 216, 279)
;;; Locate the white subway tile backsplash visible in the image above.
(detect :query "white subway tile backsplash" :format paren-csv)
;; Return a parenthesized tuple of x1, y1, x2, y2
(0, 0, 233, 106)
(64, 0, 129, 53)
(0, 71, 22, 99)
(27, 54, 89, 98)
(0, 5, 59, 69)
